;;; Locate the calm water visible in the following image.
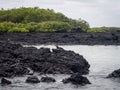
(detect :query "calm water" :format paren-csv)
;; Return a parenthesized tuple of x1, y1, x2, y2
(1, 45, 120, 90)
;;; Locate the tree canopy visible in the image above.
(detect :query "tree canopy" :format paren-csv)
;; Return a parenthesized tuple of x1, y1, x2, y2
(0, 7, 90, 32)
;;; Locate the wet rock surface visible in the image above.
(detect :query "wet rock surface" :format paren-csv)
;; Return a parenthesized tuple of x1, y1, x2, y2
(1, 78, 12, 85)
(26, 76, 40, 83)
(41, 77, 56, 83)
(0, 42, 90, 77)
(62, 73, 91, 85)
(107, 69, 120, 78)
(0, 31, 120, 45)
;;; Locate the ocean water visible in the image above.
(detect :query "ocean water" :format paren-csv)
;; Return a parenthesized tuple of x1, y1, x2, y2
(1, 45, 120, 90)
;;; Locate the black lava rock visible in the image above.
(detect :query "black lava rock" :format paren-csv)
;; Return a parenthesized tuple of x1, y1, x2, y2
(1, 78, 12, 85)
(107, 69, 120, 78)
(41, 77, 56, 83)
(62, 73, 91, 85)
(26, 76, 40, 83)
(0, 42, 90, 77)
(0, 32, 120, 45)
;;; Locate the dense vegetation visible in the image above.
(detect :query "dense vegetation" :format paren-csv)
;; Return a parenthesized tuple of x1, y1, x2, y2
(0, 7, 120, 33)
(0, 21, 72, 32)
(0, 7, 89, 32)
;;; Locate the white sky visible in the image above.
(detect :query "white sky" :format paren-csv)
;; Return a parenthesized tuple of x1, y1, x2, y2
(0, 0, 120, 27)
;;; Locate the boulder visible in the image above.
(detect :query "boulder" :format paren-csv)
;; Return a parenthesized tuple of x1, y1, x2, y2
(1, 78, 12, 85)
(26, 76, 40, 83)
(0, 42, 90, 77)
(107, 69, 120, 78)
(41, 77, 56, 83)
(51, 47, 90, 74)
(62, 73, 91, 85)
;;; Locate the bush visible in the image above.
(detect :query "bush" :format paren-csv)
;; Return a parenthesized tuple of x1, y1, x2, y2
(88, 27, 120, 33)
(36, 21, 71, 32)
(25, 22, 38, 32)
(8, 27, 29, 32)
(0, 22, 15, 32)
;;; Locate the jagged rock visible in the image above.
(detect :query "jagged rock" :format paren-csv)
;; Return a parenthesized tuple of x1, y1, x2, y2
(107, 69, 120, 78)
(0, 32, 120, 45)
(62, 73, 91, 85)
(0, 42, 90, 77)
(0, 64, 29, 77)
(51, 47, 90, 74)
(41, 77, 56, 83)
(26, 76, 40, 83)
(1, 78, 12, 85)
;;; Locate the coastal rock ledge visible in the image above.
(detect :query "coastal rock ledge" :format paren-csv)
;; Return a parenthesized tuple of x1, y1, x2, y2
(0, 41, 90, 77)
(107, 69, 120, 78)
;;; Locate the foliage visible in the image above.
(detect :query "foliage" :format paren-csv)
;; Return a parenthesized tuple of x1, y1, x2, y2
(0, 7, 69, 23)
(0, 7, 119, 33)
(25, 22, 38, 32)
(0, 22, 15, 32)
(8, 27, 29, 32)
(36, 21, 71, 32)
(69, 18, 90, 32)
(0, 21, 71, 32)
(0, 7, 90, 32)
(88, 26, 120, 33)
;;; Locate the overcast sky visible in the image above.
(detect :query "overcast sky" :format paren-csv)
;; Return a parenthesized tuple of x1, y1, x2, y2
(0, 0, 120, 27)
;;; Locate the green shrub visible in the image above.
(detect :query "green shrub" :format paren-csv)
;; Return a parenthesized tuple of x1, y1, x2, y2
(25, 22, 38, 32)
(88, 27, 120, 33)
(36, 21, 71, 32)
(36, 29, 56, 33)
(8, 27, 29, 32)
(0, 22, 15, 32)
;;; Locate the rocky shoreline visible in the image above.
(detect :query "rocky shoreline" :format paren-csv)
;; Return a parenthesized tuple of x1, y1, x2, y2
(0, 41, 91, 85)
(0, 42, 90, 77)
(0, 30, 120, 45)
(1, 31, 120, 86)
